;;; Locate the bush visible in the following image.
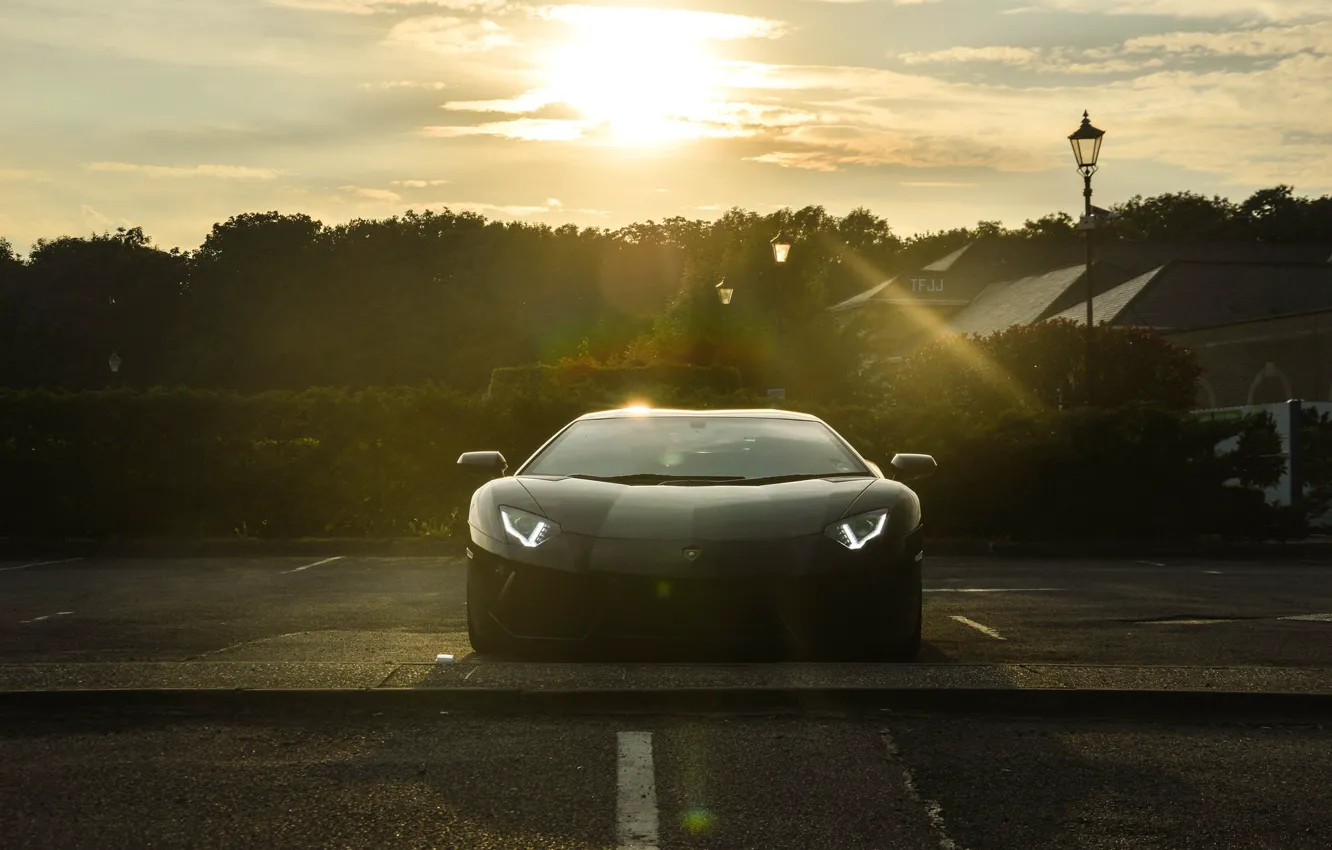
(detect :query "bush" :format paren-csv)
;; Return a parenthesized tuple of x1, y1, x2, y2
(0, 388, 1291, 540)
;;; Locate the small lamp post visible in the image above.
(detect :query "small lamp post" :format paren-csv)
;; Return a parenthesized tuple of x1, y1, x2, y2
(715, 278, 734, 305)
(1069, 111, 1105, 405)
(770, 231, 792, 265)
(108, 351, 122, 374)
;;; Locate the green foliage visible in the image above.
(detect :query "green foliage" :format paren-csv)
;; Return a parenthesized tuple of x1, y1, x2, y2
(0, 388, 1300, 541)
(3, 187, 1331, 395)
(486, 362, 746, 405)
(887, 320, 1202, 413)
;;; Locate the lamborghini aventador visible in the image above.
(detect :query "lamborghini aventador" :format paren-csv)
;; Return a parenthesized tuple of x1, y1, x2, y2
(458, 408, 936, 659)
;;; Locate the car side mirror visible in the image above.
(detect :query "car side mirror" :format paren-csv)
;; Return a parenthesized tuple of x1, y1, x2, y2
(458, 451, 507, 477)
(889, 453, 937, 482)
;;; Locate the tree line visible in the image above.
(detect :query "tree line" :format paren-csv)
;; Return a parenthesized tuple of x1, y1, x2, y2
(1, 185, 1328, 395)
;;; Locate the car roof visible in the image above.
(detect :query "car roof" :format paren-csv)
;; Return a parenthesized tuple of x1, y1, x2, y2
(576, 408, 826, 422)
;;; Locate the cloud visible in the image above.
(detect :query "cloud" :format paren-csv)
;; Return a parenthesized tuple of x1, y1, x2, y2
(357, 80, 450, 91)
(539, 6, 785, 41)
(273, 0, 511, 13)
(901, 181, 980, 187)
(894, 0, 942, 4)
(386, 16, 516, 55)
(391, 179, 452, 187)
(86, 162, 284, 179)
(342, 186, 403, 202)
(901, 46, 1039, 65)
(425, 119, 588, 141)
(1122, 21, 1332, 56)
(0, 169, 52, 183)
(426, 198, 609, 217)
(1019, 0, 1327, 23)
(443, 90, 555, 114)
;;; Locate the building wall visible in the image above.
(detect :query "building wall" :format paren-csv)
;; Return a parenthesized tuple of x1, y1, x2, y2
(1170, 311, 1332, 408)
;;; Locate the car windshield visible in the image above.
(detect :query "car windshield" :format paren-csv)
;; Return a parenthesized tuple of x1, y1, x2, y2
(520, 416, 869, 480)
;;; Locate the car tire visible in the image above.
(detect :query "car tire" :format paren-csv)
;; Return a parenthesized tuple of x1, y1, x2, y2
(871, 558, 923, 662)
(466, 560, 514, 656)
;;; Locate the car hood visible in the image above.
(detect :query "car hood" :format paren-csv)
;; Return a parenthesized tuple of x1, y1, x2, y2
(514, 475, 876, 540)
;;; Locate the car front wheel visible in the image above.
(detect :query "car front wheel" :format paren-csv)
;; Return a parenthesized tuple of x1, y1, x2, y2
(466, 560, 515, 656)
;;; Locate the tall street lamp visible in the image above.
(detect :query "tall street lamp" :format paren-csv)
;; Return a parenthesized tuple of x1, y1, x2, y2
(1069, 111, 1105, 405)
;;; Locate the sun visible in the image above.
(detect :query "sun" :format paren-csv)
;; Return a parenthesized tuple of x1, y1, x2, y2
(541, 8, 724, 145)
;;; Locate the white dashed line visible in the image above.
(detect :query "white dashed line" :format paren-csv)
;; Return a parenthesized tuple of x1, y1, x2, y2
(924, 588, 1062, 593)
(950, 616, 1007, 641)
(0, 558, 83, 573)
(283, 556, 344, 574)
(19, 611, 73, 625)
(884, 731, 963, 850)
(1203, 570, 1223, 575)
(616, 731, 659, 850)
(1136, 560, 1166, 567)
(1280, 613, 1332, 622)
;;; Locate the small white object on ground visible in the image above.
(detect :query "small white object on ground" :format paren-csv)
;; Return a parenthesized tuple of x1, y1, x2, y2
(435, 653, 455, 664)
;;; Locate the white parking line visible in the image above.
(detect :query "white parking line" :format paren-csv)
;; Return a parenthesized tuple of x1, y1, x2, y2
(283, 556, 344, 574)
(883, 732, 962, 850)
(950, 616, 1007, 641)
(19, 611, 73, 624)
(0, 558, 83, 573)
(925, 588, 1062, 593)
(616, 731, 659, 850)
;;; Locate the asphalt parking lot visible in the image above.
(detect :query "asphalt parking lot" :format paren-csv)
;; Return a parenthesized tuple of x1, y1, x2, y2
(2, 554, 1332, 667)
(2, 710, 1330, 849)
(5, 554, 1332, 848)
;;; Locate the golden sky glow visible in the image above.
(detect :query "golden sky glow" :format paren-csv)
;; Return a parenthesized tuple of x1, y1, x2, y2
(1, 0, 1329, 250)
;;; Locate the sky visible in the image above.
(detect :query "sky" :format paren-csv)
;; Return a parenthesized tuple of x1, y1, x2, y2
(1, 0, 1328, 251)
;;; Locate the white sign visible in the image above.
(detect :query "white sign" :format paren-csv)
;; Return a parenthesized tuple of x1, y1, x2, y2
(909, 278, 945, 293)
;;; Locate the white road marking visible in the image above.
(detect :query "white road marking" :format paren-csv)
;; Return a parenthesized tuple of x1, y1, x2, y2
(924, 587, 1062, 593)
(884, 732, 963, 850)
(19, 611, 73, 625)
(1203, 570, 1223, 575)
(950, 616, 1007, 641)
(1280, 613, 1332, 622)
(283, 556, 344, 574)
(0, 558, 83, 573)
(616, 731, 659, 850)
(1137, 560, 1166, 567)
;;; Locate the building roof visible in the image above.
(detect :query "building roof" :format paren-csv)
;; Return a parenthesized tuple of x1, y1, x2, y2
(1047, 266, 1166, 325)
(1047, 262, 1332, 332)
(948, 265, 1087, 337)
(829, 238, 1332, 314)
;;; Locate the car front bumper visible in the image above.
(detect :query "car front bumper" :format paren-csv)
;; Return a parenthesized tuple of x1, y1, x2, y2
(467, 531, 921, 644)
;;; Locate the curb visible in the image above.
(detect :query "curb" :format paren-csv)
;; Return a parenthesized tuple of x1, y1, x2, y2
(4, 687, 1331, 720)
(2, 538, 1331, 561)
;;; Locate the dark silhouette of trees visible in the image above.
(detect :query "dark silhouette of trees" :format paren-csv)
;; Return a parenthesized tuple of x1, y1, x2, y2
(2, 186, 1331, 393)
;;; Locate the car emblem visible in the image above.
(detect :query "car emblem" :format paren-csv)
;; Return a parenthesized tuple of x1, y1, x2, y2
(683, 547, 701, 562)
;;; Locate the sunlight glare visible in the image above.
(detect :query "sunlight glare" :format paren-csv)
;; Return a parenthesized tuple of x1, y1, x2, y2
(542, 8, 729, 145)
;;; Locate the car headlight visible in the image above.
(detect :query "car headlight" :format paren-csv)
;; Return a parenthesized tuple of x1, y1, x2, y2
(500, 506, 561, 548)
(825, 508, 890, 550)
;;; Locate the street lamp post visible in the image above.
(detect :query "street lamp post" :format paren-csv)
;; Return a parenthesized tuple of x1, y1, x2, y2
(108, 351, 123, 387)
(1069, 111, 1105, 406)
(715, 278, 734, 305)
(769, 231, 792, 398)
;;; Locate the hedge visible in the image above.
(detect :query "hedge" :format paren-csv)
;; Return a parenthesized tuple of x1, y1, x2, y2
(0, 387, 1294, 540)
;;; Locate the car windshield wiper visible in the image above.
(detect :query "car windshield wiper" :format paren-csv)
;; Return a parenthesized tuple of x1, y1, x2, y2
(560, 473, 745, 484)
(731, 472, 872, 486)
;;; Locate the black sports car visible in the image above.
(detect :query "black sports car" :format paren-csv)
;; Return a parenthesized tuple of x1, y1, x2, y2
(458, 408, 936, 659)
